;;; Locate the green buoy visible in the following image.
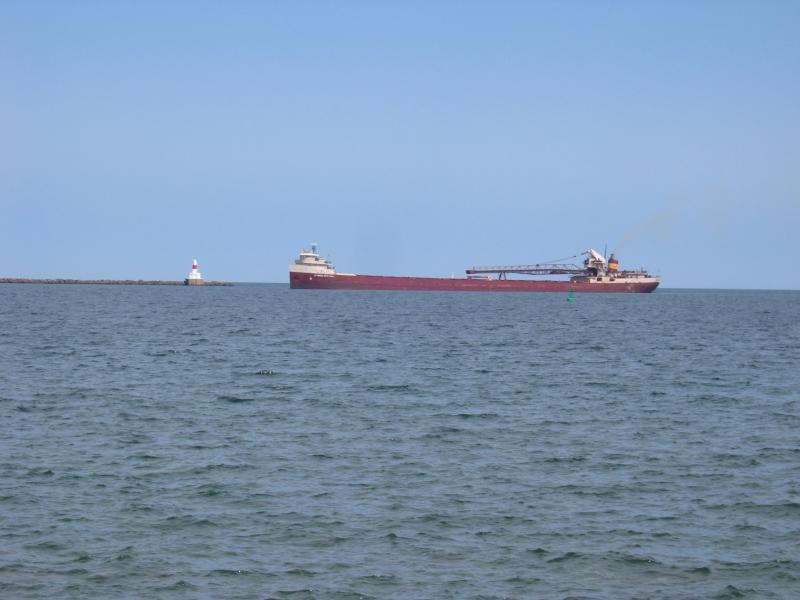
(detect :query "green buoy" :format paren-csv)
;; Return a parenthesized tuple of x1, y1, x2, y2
(566, 287, 576, 302)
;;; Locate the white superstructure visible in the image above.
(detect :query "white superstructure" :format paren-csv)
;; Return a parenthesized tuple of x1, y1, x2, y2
(576, 249, 659, 285)
(289, 244, 339, 276)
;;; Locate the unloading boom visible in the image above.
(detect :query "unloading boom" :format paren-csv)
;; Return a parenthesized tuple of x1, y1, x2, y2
(466, 263, 585, 277)
(466, 249, 610, 278)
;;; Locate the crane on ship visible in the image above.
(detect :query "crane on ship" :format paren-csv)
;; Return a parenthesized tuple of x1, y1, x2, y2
(466, 249, 620, 280)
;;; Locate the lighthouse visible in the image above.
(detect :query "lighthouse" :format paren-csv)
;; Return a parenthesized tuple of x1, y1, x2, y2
(184, 259, 204, 285)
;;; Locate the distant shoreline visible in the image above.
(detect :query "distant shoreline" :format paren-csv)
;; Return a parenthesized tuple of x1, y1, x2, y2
(0, 278, 232, 286)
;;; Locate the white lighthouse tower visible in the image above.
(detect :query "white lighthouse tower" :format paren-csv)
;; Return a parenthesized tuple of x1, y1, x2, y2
(184, 258, 204, 285)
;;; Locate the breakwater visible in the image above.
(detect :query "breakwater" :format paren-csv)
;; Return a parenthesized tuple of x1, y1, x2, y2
(0, 278, 232, 286)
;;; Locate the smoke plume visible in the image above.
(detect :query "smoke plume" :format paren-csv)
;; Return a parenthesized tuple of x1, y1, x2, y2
(612, 210, 675, 255)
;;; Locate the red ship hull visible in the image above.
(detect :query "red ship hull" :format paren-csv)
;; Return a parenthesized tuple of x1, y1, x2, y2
(290, 272, 659, 293)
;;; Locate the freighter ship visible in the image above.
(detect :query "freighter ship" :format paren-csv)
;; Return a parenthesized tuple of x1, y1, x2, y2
(289, 245, 659, 293)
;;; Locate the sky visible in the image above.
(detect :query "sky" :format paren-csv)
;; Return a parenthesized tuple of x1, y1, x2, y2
(1, 1, 798, 288)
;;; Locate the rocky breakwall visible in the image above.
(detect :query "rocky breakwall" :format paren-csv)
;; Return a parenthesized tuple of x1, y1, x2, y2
(0, 278, 232, 286)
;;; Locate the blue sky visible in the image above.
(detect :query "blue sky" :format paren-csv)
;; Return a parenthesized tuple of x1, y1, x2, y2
(2, 1, 798, 288)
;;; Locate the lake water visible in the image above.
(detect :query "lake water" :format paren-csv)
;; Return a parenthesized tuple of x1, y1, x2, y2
(1, 284, 799, 599)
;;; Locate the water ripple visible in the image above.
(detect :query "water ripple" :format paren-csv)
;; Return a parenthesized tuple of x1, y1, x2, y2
(1, 285, 799, 599)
